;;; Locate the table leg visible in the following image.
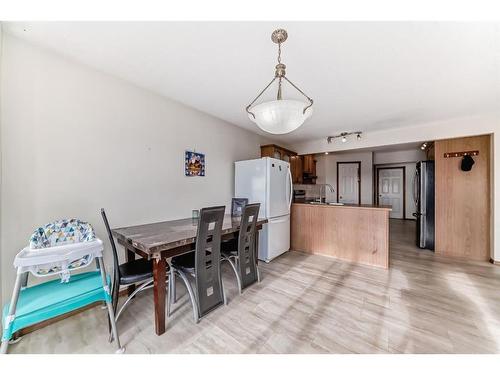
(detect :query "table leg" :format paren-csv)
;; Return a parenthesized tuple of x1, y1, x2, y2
(126, 249, 136, 297)
(153, 257, 167, 335)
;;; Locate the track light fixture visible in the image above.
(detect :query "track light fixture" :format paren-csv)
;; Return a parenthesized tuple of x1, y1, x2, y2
(420, 142, 434, 150)
(327, 131, 362, 144)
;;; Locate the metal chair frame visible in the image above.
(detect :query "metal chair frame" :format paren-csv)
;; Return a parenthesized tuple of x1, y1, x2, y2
(101, 208, 161, 338)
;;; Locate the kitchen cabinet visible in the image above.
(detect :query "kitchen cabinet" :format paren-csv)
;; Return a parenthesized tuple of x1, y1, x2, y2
(261, 144, 301, 183)
(260, 144, 296, 161)
(301, 154, 317, 184)
(259, 145, 317, 184)
(290, 155, 303, 183)
(291, 203, 391, 268)
(302, 155, 315, 173)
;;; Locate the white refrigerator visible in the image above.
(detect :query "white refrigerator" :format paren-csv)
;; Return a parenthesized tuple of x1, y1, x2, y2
(234, 157, 293, 262)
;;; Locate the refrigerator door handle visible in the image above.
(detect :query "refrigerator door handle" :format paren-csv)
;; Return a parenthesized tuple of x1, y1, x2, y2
(287, 167, 293, 209)
(413, 168, 419, 208)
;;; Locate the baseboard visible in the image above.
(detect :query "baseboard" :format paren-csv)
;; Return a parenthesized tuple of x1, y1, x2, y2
(489, 258, 500, 266)
(13, 289, 129, 339)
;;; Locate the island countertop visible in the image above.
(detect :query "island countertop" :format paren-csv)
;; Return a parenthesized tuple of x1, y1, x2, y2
(292, 201, 392, 211)
(291, 202, 390, 268)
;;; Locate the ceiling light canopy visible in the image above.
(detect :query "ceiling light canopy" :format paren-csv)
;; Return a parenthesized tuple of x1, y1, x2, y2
(246, 29, 313, 135)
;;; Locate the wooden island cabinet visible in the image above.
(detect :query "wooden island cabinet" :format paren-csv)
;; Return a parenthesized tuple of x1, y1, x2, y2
(291, 202, 391, 268)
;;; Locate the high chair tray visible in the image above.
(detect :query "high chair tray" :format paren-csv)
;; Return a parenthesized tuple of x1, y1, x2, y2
(2, 271, 110, 341)
(14, 239, 104, 268)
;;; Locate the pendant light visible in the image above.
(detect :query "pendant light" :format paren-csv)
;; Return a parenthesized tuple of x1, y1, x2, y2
(246, 29, 313, 135)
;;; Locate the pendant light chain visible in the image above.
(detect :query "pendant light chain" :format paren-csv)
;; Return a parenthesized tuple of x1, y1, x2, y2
(277, 42, 283, 100)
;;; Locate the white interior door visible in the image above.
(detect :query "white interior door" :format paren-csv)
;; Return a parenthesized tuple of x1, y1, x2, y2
(378, 168, 404, 219)
(338, 163, 360, 204)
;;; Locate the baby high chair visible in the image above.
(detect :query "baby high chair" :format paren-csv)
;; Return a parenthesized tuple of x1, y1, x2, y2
(1, 219, 124, 354)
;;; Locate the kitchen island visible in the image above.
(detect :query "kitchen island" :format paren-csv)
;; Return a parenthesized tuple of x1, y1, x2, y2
(291, 202, 392, 268)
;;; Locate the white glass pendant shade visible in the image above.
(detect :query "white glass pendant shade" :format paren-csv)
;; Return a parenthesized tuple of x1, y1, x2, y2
(248, 99, 313, 134)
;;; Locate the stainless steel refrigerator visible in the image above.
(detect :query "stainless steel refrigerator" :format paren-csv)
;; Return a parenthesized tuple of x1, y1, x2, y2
(413, 161, 435, 250)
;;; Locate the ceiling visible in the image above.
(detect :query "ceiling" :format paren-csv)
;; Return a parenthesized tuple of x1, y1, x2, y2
(4, 22, 500, 143)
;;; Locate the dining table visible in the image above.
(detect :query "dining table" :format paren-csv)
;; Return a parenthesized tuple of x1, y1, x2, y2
(111, 214, 268, 335)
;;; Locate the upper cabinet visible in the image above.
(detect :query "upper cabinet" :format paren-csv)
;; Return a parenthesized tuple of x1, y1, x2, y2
(301, 154, 317, 184)
(302, 155, 315, 174)
(260, 145, 316, 184)
(290, 156, 303, 184)
(260, 144, 296, 161)
(260, 144, 302, 183)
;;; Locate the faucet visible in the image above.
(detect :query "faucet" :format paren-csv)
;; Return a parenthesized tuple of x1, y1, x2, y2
(317, 184, 335, 203)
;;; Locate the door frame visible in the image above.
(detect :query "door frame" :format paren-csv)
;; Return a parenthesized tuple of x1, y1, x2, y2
(336, 161, 361, 204)
(376, 166, 406, 219)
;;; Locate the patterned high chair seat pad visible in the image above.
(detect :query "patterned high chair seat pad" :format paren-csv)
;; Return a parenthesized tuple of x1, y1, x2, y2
(27, 219, 97, 277)
(30, 219, 96, 249)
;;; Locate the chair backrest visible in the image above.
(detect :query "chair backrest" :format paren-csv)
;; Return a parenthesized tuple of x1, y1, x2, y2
(236, 203, 260, 288)
(194, 205, 226, 318)
(100, 209, 121, 281)
(231, 198, 248, 217)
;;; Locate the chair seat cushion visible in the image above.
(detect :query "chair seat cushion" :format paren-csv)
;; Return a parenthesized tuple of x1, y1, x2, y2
(221, 249, 237, 258)
(119, 258, 155, 285)
(171, 251, 195, 272)
(171, 250, 213, 273)
(221, 239, 238, 257)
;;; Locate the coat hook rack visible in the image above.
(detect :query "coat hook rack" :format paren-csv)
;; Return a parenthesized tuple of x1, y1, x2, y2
(443, 150, 479, 158)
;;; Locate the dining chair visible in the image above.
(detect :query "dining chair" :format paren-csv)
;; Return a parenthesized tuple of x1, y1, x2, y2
(101, 208, 163, 336)
(221, 203, 261, 294)
(1, 219, 124, 354)
(168, 206, 226, 323)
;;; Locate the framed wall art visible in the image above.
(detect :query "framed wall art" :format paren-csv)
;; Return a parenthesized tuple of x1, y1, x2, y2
(185, 150, 205, 177)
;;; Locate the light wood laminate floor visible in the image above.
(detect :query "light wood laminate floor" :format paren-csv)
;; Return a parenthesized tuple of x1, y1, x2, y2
(8, 220, 500, 353)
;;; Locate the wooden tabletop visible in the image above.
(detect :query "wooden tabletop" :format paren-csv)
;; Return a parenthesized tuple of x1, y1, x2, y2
(112, 214, 268, 255)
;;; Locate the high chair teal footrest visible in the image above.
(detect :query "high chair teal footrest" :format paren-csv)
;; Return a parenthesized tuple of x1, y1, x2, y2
(2, 271, 110, 341)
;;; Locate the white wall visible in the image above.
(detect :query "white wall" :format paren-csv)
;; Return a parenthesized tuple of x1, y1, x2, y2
(373, 149, 426, 165)
(0, 34, 270, 303)
(292, 113, 500, 261)
(315, 151, 373, 204)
